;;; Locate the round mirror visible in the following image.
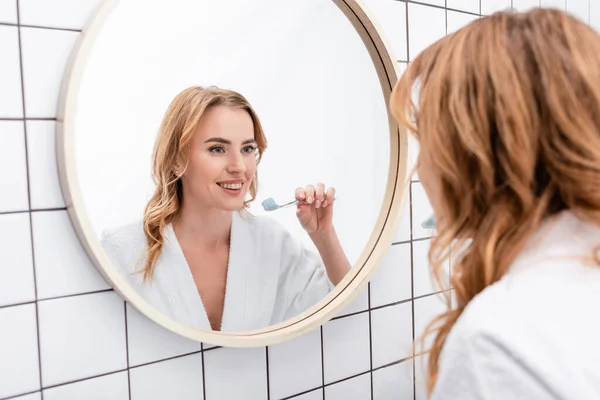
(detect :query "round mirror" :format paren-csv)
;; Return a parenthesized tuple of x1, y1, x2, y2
(57, 0, 407, 346)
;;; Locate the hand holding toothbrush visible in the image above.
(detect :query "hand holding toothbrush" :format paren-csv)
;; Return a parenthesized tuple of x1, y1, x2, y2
(295, 183, 336, 234)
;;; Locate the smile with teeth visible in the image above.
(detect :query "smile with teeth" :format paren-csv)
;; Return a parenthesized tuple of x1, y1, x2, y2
(217, 182, 243, 190)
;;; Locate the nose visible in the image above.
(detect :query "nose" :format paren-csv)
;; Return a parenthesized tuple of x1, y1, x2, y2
(226, 152, 246, 174)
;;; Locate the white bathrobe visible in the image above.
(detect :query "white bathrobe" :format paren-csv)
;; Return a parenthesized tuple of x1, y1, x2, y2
(100, 210, 334, 332)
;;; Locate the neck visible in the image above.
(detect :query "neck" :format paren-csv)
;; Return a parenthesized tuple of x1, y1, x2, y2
(173, 198, 233, 251)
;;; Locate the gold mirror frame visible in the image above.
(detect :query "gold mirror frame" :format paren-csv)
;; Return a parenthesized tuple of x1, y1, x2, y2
(56, 0, 408, 347)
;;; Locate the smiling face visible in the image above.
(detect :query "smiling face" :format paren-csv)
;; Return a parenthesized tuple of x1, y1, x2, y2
(178, 105, 258, 211)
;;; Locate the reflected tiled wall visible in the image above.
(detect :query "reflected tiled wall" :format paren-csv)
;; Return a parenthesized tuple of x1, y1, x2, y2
(0, 0, 596, 399)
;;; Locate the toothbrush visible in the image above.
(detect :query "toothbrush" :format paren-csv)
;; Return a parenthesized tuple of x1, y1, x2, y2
(261, 196, 336, 212)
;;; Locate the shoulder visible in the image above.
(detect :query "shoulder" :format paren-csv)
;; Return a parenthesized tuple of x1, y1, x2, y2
(100, 220, 147, 249)
(99, 220, 148, 270)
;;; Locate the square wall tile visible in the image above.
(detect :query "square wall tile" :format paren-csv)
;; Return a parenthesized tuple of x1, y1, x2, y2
(392, 192, 410, 243)
(370, 243, 411, 308)
(408, 135, 420, 181)
(411, 182, 434, 240)
(268, 328, 322, 399)
(361, 0, 408, 61)
(0, 26, 23, 117)
(26, 121, 65, 209)
(0, 121, 28, 212)
(481, 0, 512, 14)
(0, 304, 40, 398)
(37, 291, 127, 387)
(413, 239, 450, 297)
(19, 0, 103, 30)
(371, 302, 413, 368)
(130, 354, 203, 400)
(324, 373, 370, 400)
(32, 210, 109, 300)
(513, 0, 541, 10)
(204, 347, 267, 400)
(413, 294, 448, 355)
(373, 361, 414, 400)
(44, 371, 128, 400)
(541, 0, 566, 9)
(415, 356, 429, 400)
(0, 0, 17, 23)
(447, 10, 480, 35)
(566, 0, 589, 22)
(591, 1, 600, 32)
(126, 303, 200, 367)
(408, 3, 446, 61)
(447, 0, 480, 13)
(322, 313, 370, 384)
(19, 27, 78, 118)
(0, 212, 35, 307)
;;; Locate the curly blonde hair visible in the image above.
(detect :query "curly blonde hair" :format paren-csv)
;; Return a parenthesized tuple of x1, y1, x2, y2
(390, 8, 600, 396)
(141, 86, 267, 282)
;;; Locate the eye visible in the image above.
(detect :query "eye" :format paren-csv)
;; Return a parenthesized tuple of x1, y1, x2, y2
(243, 145, 257, 154)
(209, 146, 225, 154)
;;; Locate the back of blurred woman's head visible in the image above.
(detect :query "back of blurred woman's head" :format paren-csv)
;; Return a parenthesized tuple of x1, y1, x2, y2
(390, 8, 600, 396)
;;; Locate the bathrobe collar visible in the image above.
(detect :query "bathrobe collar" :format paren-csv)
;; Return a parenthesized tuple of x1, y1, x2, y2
(162, 210, 259, 332)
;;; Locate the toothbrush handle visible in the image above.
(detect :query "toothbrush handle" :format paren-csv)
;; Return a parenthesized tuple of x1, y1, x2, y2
(281, 196, 338, 209)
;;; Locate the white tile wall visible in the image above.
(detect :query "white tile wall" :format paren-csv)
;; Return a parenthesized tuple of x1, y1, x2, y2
(0, 212, 35, 307)
(541, 0, 566, 9)
(513, 0, 541, 11)
(129, 354, 203, 400)
(26, 121, 65, 209)
(0, 121, 28, 212)
(0, 0, 17, 24)
(0, 25, 23, 118)
(324, 373, 371, 400)
(0, 1, 594, 399)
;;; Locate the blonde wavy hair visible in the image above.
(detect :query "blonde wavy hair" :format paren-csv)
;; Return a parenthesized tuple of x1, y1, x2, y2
(390, 8, 600, 396)
(141, 86, 267, 282)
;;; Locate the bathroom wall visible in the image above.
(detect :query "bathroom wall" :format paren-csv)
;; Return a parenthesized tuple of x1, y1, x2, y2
(0, 1, 595, 399)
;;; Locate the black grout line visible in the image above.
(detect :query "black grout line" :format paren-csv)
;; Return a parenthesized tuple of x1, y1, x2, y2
(0, 117, 56, 121)
(0, 299, 36, 309)
(445, 0, 448, 35)
(372, 356, 414, 373)
(41, 368, 129, 391)
(265, 347, 271, 400)
(35, 288, 114, 304)
(325, 369, 371, 388)
(0, 389, 42, 400)
(0, 207, 67, 217)
(330, 308, 369, 321)
(320, 326, 325, 399)
(123, 302, 132, 400)
(129, 349, 203, 370)
(409, 183, 417, 400)
(280, 387, 324, 400)
(0, 21, 81, 32)
(279, 355, 411, 400)
(201, 343, 207, 400)
(368, 282, 374, 400)
(15, 1, 44, 398)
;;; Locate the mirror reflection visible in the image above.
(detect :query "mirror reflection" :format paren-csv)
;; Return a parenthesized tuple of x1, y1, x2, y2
(72, 0, 390, 332)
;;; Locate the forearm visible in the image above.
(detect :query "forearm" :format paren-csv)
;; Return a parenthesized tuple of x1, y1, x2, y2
(309, 227, 351, 285)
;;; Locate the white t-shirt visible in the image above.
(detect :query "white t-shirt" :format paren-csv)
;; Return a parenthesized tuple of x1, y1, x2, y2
(431, 211, 600, 400)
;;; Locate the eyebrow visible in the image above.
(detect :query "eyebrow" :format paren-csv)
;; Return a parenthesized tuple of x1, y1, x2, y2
(204, 137, 256, 145)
